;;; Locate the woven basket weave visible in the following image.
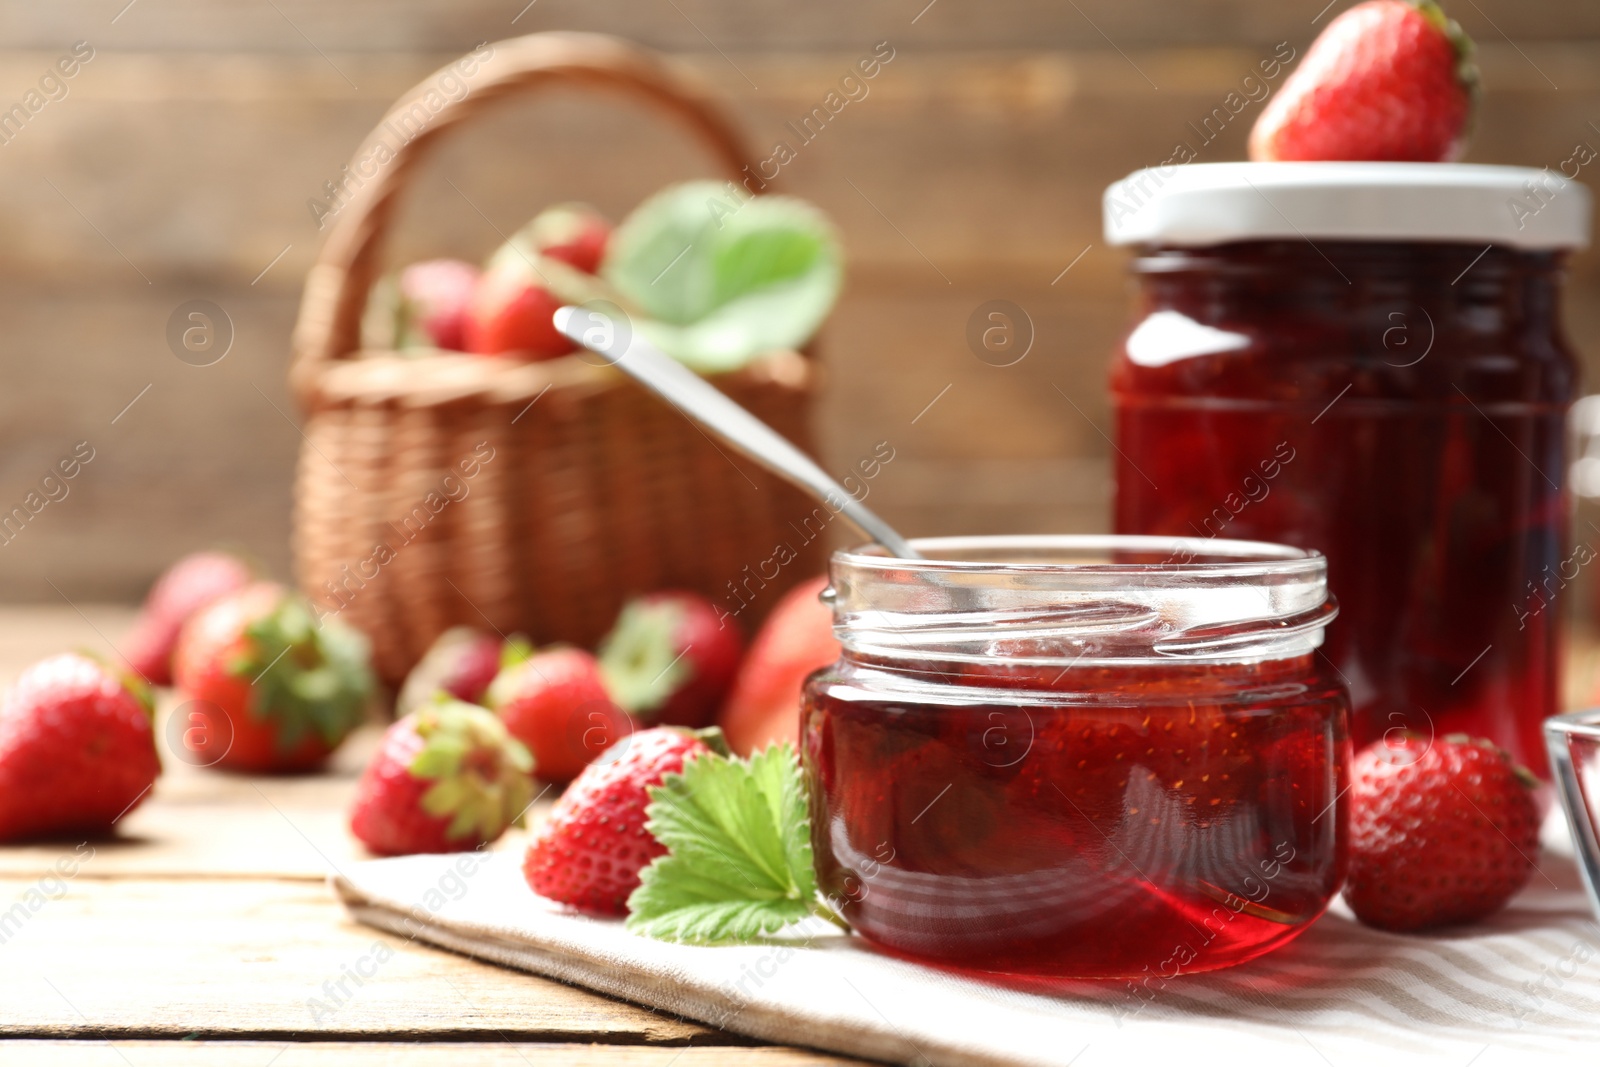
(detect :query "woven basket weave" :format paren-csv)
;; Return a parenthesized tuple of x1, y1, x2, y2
(288, 32, 825, 686)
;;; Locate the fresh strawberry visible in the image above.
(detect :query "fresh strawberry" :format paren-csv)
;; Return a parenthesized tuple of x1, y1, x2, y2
(1344, 733, 1539, 931)
(1249, 0, 1477, 163)
(124, 550, 253, 686)
(396, 627, 522, 717)
(0, 653, 160, 840)
(719, 577, 839, 756)
(598, 591, 743, 729)
(398, 258, 480, 351)
(349, 699, 534, 856)
(487, 647, 634, 784)
(527, 203, 611, 274)
(523, 726, 716, 914)
(462, 260, 575, 361)
(172, 582, 374, 773)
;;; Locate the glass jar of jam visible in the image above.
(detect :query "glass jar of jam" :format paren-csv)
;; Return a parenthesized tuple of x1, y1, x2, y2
(801, 535, 1349, 979)
(1104, 163, 1591, 777)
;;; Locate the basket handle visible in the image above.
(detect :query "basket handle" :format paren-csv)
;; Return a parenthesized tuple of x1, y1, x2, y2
(290, 31, 755, 400)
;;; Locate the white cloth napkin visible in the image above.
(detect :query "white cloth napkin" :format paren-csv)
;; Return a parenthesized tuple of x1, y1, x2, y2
(332, 818, 1600, 1067)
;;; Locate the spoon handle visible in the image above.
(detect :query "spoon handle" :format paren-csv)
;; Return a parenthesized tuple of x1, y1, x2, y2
(554, 306, 922, 561)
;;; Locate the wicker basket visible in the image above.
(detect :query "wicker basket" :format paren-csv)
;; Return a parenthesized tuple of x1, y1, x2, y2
(288, 32, 825, 686)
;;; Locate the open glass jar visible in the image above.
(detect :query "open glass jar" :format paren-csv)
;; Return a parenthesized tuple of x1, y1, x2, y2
(801, 535, 1350, 979)
(1104, 162, 1591, 777)
(1545, 709, 1600, 925)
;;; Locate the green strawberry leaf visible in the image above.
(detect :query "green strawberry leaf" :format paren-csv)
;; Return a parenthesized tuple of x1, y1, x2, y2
(626, 743, 840, 942)
(602, 182, 842, 374)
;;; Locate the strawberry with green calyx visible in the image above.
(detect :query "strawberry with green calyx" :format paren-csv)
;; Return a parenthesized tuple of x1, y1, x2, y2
(487, 646, 634, 784)
(350, 698, 534, 856)
(524, 726, 723, 915)
(1249, 0, 1478, 163)
(529, 203, 612, 275)
(173, 582, 374, 773)
(627, 740, 846, 941)
(1344, 732, 1539, 931)
(489, 204, 613, 278)
(0, 653, 161, 840)
(124, 550, 254, 686)
(718, 576, 839, 756)
(598, 591, 744, 729)
(397, 628, 529, 717)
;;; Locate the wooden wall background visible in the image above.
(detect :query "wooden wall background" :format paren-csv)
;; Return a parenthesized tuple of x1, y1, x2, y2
(2, 0, 1599, 601)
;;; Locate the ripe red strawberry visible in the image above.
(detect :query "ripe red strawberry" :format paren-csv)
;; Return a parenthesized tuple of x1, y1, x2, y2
(487, 647, 635, 784)
(349, 699, 534, 856)
(719, 577, 839, 756)
(528, 203, 611, 274)
(124, 550, 253, 686)
(598, 591, 743, 729)
(1249, 0, 1477, 163)
(396, 627, 520, 717)
(462, 260, 575, 361)
(1344, 733, 1540, 931)
(398, 258, 480, 351)
(0, 653, 160, 840)
(172, 582, 374, 773)
(523, 726, 716, 914)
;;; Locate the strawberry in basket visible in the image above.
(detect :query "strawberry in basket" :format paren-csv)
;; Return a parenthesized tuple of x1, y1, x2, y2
(463, 261, 574, 360)
(398, 258, 480, 351)
(525, 203, 611, 274)
(463, 204, 613, 360)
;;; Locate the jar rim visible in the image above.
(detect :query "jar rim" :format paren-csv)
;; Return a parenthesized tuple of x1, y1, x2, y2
(834, 534, 1323, 577)
(827, 535, 1334, 666)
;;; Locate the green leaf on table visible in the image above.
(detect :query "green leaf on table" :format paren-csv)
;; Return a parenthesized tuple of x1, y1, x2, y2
(603, 182, 842, 374)
(626, 743, 822, 943)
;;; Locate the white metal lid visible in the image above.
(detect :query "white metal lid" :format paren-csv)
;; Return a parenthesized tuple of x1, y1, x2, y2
(1103, 162, 1591, 250)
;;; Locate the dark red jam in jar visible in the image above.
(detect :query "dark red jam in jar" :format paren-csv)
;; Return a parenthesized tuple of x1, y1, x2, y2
(1104, 163, 1592, 776)
(801, 535, 1350, 979)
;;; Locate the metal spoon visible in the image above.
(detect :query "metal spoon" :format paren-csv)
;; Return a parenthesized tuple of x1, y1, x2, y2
(553, 305, 922, 560)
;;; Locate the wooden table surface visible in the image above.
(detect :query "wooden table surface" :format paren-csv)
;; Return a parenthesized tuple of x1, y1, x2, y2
(0, 606, 866, 1066)
(7, 605, 1598, 1066)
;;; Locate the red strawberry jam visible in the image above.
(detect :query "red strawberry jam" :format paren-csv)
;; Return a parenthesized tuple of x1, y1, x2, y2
(802, 536, 1351, 979)
(1103, 164, 1590, 778)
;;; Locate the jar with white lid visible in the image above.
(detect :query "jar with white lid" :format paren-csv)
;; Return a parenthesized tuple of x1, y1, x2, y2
(1103, 162, 1591, 776)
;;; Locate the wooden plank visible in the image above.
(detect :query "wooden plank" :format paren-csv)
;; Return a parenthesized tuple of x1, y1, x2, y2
(0, 607, 141, 682)
(0, 44, 1587, 285)
(0, 0, 1594, 51)
(0, 877, 719, 1042)
(0, 788, 548, 882)
(0, 1042, 866, 1066)
(0, 719, 565, 881)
